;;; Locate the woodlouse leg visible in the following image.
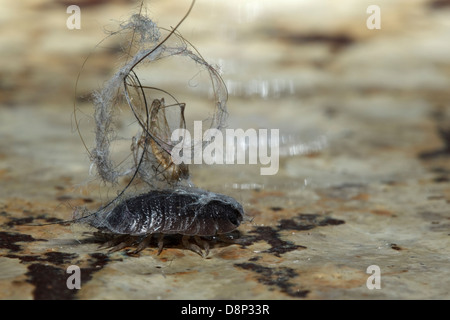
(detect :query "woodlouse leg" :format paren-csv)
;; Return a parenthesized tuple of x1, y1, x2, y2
(157, 234, 165, 255)
(194, 236, 210, 257)
(132, 234, 153, 254)
(99, 234, 128, 250)
(182, 235, 205, 258)
(108, 236, 134, 253)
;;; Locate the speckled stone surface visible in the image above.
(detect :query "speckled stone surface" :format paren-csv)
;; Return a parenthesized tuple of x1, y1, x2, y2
(0, 0, 449, 300)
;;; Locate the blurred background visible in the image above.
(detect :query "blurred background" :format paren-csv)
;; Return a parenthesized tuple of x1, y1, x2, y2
(1, 0, 449, 194)
(0, 0, 449, 299)
(1, 0, 449, 195)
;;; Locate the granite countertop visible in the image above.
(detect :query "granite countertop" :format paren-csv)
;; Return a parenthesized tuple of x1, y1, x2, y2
(0, 0, 449, 300)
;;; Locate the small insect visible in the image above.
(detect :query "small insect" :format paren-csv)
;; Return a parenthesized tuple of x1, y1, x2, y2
(71, 0, 244, 257)
(85, 188, 244, 257)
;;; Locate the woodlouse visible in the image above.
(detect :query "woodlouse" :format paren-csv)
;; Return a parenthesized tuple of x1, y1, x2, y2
(84, 188, 244, 257)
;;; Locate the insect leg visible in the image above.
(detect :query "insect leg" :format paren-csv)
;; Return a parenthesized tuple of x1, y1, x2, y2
(132, 234, 153, 254)
(108, 235, 135, 253)
(194, 235, 210, 257)
(98, 234, 128, 249)
(157, 233, 165, 255)
(182, 235, 205, 258)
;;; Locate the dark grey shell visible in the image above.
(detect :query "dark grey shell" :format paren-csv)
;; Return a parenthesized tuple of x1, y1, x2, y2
(85, 188, 244, 236)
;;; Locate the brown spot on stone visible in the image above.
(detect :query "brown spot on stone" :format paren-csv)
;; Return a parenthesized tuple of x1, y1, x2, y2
(217, 247, 244, 260)
(351, 193, 370, 201)
(428, 0, 450, 9)
(433, 176, 449, 183)
(24, 252, 110, 300)
(370, 209, 395, 216)
(238, 213, 344, 257)
(275, 32, 354, 53)
(26, 264, 75, 300)
(427, 195, 445, 200)
(319, 183, 367, 200)
(5, 217, 35, 228)
(419, 128, 450, 159)
(235, 262, 309, 298)
(270, 207, 283, 212)
(56, 195, 72, 202)
(238, 226, 305, 257)
(0, 232, 44, 252)
(390, 243, 404, 251)
(6, 252, 78, 265)
(278, 213, 345, 230)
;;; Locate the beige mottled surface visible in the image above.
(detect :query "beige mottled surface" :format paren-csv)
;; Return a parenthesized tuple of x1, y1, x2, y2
(0, 0, 449, 300)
